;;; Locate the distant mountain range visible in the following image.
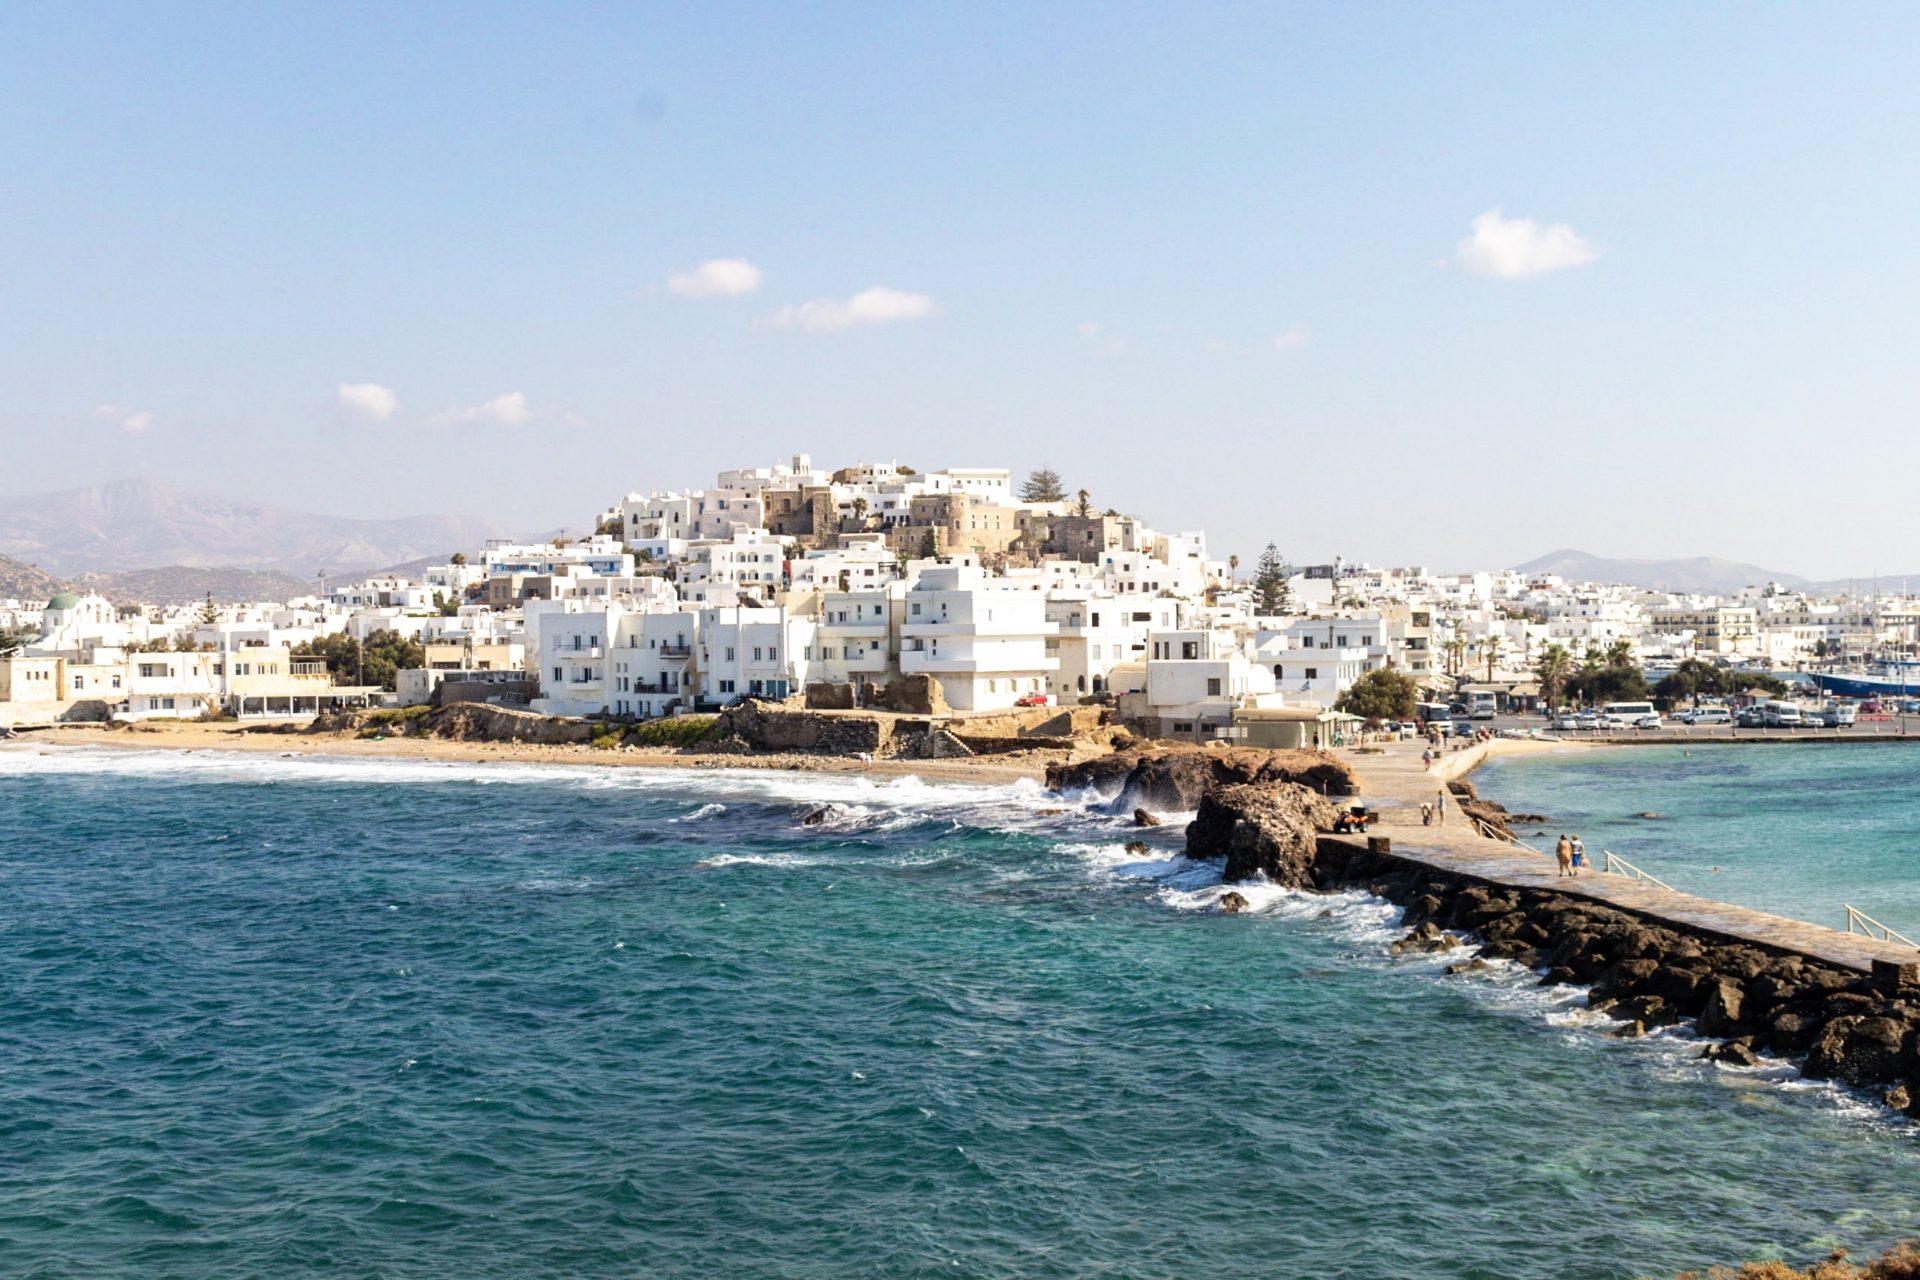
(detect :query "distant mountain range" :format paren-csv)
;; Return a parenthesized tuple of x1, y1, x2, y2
(1512, 549, 1808, 594)
(0, 478, 508, 578)
(0, 552, 68, 604)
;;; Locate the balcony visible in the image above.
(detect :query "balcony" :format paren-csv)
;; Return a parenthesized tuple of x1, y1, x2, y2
(657, 643, 692, 657)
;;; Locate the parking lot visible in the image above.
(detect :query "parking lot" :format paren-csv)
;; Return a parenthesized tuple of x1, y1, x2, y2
(1457, 712, 1920, 743)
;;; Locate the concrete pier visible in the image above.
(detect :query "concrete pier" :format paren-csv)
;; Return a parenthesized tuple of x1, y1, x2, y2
(1347, 738, 1917, 974)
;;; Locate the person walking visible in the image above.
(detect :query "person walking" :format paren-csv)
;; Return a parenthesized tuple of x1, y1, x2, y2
(1570, 835, 1587, 876)
(1434, 789, 1447, 825)
(1422, 746, 1434, 771)
(1555, 834, 1574, 877)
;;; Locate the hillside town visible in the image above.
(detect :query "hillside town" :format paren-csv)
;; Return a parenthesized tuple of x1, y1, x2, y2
(4, 453, 1918, 737)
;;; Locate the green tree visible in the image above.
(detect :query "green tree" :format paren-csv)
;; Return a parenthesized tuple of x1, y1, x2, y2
(1335, 668, 1419, 723)
(918, 529, 937, 559)
(450, 551, 467, 566)
(1019, 467, 1067, 503)
(1653, 658, 1723, 707)
(0, 627, 34, 656)
(850, 496, 869, 528)
(197, 592, 219, 625)
(1250, 543, 1292, 615)
(1535, 643, 1573, 709)
(1073, 488, 1093, 518)
(293, 630, 425, 693)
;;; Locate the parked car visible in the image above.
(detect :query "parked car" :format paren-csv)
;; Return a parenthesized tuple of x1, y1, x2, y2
(1633, 714, 1663, 729)
(1736, 705, 1769, 727)
(1553, 713, 1580, 731)
(1819, 704, 1858, 727)
(1573, 711, 1598, 730)
(1013, 693, 1049, 707)
(1451, 719, 1478, 738)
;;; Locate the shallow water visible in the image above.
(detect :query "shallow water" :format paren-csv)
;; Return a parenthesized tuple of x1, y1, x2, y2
(2, 745, 1917, 1278)
(1477, 741, 1920, 937)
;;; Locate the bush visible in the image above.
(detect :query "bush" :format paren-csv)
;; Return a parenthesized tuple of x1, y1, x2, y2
(623, 716, 720, 749)
(588, 728, 624, 751)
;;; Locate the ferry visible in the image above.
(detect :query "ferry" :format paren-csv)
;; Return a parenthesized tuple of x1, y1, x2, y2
(1806, 661, 1920, 699)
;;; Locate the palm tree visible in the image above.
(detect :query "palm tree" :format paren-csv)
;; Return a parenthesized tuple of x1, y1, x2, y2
(850, 497, 869, 528)
(1535, 643, 1573, 711)
(1480, 635, 1505, 683)
(1605, 637, 1635, 668)
(1228, 554, 1240, 580)
(1441, 636, 1468, 677)
(1074, 488, 1093, 518)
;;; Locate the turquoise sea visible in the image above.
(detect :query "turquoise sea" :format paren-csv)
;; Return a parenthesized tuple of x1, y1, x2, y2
(3, 744, 1918, 1279)
(1476, 740, 1920, 940)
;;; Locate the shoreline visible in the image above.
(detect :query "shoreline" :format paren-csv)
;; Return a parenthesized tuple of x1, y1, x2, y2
(4, 721, 1052, 788)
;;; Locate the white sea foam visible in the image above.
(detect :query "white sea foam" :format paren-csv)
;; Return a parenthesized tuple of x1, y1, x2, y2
(694, 852, 824, 870)
(675, 803, 728, 822)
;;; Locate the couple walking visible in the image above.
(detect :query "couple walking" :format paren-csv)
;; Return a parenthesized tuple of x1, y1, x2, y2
(1555, 833, 1587, 877)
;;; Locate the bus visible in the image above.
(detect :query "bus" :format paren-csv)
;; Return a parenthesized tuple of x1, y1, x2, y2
(1415, 701, 1453, 728)
(1468, 692, 1498, 720)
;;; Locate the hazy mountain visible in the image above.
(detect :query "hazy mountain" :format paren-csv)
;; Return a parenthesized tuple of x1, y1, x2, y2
(0, 478, 507, 577)
(0, 552, 69, 603)
(73, 566, 316, 608)
(1513, 549, 1807, 594)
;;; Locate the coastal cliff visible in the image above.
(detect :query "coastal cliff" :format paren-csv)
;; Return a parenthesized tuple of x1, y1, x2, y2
(1046, 746, 1356, 810)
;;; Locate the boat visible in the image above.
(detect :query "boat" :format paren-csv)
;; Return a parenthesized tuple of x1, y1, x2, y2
(1806, 661, 1920, 698)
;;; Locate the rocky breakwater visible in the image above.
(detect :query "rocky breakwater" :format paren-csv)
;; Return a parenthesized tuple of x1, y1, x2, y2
(1183, 782, 1339, 884)
(1313, 838, 1920, 1117)
(1047, 745, 1356, 813)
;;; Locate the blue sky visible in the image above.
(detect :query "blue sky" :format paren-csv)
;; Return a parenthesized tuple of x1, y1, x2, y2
(3, 3, 1918, 578)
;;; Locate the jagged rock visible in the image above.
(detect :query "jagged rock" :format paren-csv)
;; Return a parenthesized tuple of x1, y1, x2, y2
(1886, 1083, 1912, 1112)
(1702, 1040, 1761, 1067)
(1697, 978, 1749, 1037)
(1046, 746, 1357, 809)
(1403, 893, 1446, 927)
(1446, 958, 1492, 976)
(800, 805, 835, 826)
(1218, 891, 1250, 914)
(1617, 995, 1675, 1028)
(1123, 841, 1150, 856)
(1132, 808, 1162, 828)
(1803, 1016, 1914, 1087)
(1540, 966, 1580, 987)
(1611, 1020, 1647, 1039)
(1183, 782, 1337, 886)
(1768, 1009, 1821, 1055)
(1390, 921, 1460, 956)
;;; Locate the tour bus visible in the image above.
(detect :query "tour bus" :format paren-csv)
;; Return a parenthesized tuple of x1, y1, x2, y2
(1415, 701, 1453, 728)
(1468, 692, 1498, 720)
(1598, 701, 1659, 729)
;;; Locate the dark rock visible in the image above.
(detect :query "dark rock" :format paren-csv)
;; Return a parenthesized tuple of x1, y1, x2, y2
(1390, 921, 1460, 956)
(1403, 893, 1446, 927)
(1768, 1010, 1821, 1055)
(1696, 978, 1749, 1038)
(1131, 808, 1162, 828)
(800, 805, 836, 826)
(1804, 1016, 1913, 1086)
(1046, 746, 1358, 809)
(1123, 841, 1150, 856)
(1886, 1083, 1912, 1112)
(1617, 995, 1675, 1028)
(1540, 966, 1580, 987)
(1446, 958, 1492, 976)
(1184, 782, 1338, 886)
(1593, 959, 1661, 1001)
(1611, 1020, 1647, 1039)
(1702, 1040, 1761, 1067)
(1217, 891, 1250, 914)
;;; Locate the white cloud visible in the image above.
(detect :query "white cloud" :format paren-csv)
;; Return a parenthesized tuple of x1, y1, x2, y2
(759, 286, 939, 333)
(94, 404, 153, 434)
(1076, 320, 1131, 357)
(1454, 209, 1600, 280)
(667, 257, 765, 298)
(1271, 323, 1311, 352)
(429, 391, 531, 428)
(337, 381, 397, 421)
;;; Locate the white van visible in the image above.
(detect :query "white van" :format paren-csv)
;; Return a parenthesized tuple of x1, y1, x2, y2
(1598, 701, 1657, 728)
(1683, 707, 1733, 725)
(1762, 702, 1802, 727)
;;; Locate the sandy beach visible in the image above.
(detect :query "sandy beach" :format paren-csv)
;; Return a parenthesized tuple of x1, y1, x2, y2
(7, 720, 1057, 787)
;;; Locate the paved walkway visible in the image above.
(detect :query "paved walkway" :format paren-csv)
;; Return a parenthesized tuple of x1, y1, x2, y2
(1342, 738, 1916, 973)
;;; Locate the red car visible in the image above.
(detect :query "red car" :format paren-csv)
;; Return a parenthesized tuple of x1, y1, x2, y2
(1014, 694, 1049, 707)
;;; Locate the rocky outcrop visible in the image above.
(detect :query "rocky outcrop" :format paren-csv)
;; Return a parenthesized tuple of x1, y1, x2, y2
(1046, 746, 1356, 811)
(714, 703, 889, 755)
(1312, 835, 1920, 1118)
(1183, 782, 1339, 886)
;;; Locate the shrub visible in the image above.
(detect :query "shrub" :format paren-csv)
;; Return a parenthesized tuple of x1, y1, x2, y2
(623, 716, 720, 749)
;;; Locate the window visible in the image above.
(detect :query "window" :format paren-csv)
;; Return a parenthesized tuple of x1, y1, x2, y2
(1304, 667, 1319, 680)
(911, 603, 922, 616)
(553, 667, 563, 682)
(718, 680, 735, 694)
(725, 647, 735, 662)
(1206, 678, 1221, 696)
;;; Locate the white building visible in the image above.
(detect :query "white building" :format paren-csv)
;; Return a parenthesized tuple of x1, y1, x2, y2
(898, 562, 1057, 711)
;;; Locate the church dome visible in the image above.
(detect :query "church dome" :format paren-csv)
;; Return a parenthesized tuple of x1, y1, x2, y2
(46, 592, 80, 611)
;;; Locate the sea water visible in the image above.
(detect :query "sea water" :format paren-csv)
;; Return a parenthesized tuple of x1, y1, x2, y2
(1476, 740, 1920, 937)
(2, 744, 1917, 1279)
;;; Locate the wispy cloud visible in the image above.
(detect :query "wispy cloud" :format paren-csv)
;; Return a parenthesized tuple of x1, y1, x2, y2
(668, 257, 764, 298)
(1454, 209, 1600, 280)
(759, 286, 938, 333)
(429, 391, 531, 428)
(94, 404, 153, 434)
(1077, 321, 1131, 357)
(1271, 323, 1311, 352)
(337, 381, 397, 421)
